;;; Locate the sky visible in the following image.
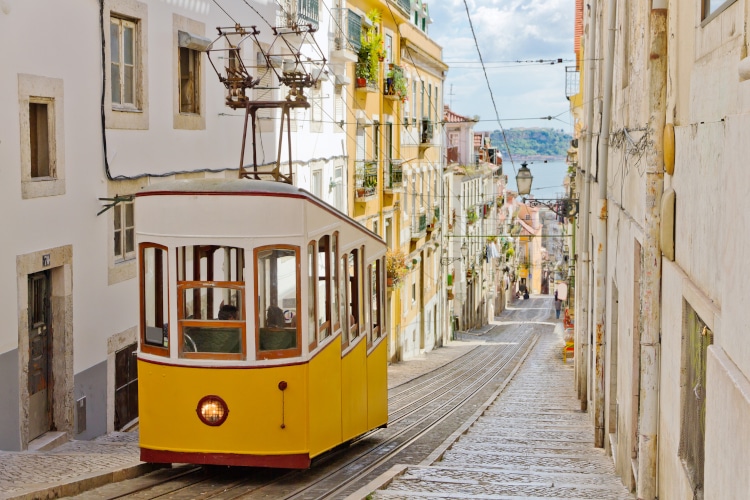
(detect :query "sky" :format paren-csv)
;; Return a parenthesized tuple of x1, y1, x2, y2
(430, 0, 574, 133)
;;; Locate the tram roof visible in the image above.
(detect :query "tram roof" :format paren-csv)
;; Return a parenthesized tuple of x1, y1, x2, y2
(136, 178, 307, 197)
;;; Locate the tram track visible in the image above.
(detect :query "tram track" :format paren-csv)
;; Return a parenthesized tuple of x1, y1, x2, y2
(82, 301, 551, 500)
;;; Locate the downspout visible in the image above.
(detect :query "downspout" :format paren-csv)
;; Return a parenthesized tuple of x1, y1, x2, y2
(637, 3, 667, 499)
(593, 0, 616, 448)
(576, 0, 597, 410)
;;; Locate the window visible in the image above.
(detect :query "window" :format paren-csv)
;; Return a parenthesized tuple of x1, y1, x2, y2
(368, 259, 383, 344)
(317, 236, 332, 342)
(679, 303, 713, 496)
(18, 74, 65, 199)
(331, 233, 340, 333)
(140, 244, 169, 356)
(373, 121, 380, 160)
(308, 242, 317, 348)
(311, 86, 323, 124)
(347, 250, 361, 342)
(703, 0, 736, 20)
(179, 46, 200, 114)
(385, 34, 393, 64)
(111, 16, 137, 109)
(29, 102, 51, 178)
(412, 80, 417, 126)
(334, 84, 344, 126)
(312, 169, 322, 198)
(256, 247, 300, 359)
(114, 200, 135, 262)
(255, 50, 275, 126)
(428, 83, 432, 121)
(340, 254, 349, 347)
(178, 245, 245, 359)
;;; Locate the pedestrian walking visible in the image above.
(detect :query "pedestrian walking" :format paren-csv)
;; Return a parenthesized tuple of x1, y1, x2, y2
(554, 291, 562, 319)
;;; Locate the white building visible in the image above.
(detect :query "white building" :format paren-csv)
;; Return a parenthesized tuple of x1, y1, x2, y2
(0, 0, 346, 450)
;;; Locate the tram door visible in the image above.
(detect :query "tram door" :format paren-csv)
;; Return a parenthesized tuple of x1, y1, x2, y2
(28, 271, 52, 441)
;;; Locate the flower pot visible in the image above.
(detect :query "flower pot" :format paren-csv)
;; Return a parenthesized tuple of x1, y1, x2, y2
(356, 77, 367, 87)
(387, 277, 394, 287)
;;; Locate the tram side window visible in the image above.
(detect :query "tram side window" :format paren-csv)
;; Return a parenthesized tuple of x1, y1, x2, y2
(307, 242, 316, 348)
(340, 254, 349, 348)
(369, 259, 382, 343)
(177, 245, 245, 359)
(331, 233, 339, 333)
(257, 247, 300, 358)
(348, 250, 360, 343)
(361, 246, 369, 340)
(317, 236, 331, 342)
(141, 244, 169, 355)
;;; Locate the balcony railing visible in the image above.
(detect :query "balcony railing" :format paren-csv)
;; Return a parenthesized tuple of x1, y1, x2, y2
(566, 65, 580, 99)
(420, 118, 434, 144)
(386, 161, 403, 190)
(334, 8, 362, 52)
(355, 63, 378, 92)
(411, 213, 427, 238)
(277, 0, 319, 30)
(355, 162, 377, 198)
(393, 0, 411, 15)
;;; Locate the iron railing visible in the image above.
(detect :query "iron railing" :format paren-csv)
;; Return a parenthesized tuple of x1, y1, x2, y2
(355, 162, 377, 198)
(387, 161, 403, 189)
(565, 65, 580, 99)
(412, 213, 427, 235)
(393, 0, 411, 15)
(277, 0, 319, 30)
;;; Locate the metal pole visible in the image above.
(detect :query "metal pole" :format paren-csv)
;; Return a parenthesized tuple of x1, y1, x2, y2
(591, 0, 617, 449)
(637, 4, 667, 498)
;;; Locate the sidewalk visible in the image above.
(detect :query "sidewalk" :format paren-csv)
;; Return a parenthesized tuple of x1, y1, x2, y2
(0, 336, 483, 500)
(359, 324, 634, 499)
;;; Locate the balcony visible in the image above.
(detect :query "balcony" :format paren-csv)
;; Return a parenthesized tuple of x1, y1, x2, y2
(355, 162, 377, 200)
(355, 62, 378, 92)
(411, 212, 428, 240)
(385, 161, 404, 192)
(331, 9, 361, 62)
(392, 0, 411, 16)
(384, 64, 407, 101)
(566, 65, 580, 100)
(418, 118, 438, 156)
(276, 0, 319, 31)
(427, 206, 440, 232)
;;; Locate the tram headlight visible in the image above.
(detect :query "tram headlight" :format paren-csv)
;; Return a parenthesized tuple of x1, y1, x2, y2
(196, 395, 229, 426)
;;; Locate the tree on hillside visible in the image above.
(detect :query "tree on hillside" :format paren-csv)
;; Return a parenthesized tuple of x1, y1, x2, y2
(489, 128, 572, 158)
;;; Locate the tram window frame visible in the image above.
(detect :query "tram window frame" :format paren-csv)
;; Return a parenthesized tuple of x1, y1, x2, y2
(331, 232, 340, 335)
(255, 245, 302, 360)
(368, 258, 382, 344)
(340, 254, 349, 349)
(347, 250, 361, 343)
(176, 245, 246, 360)
(307, 242, 317, 350)
(359, 246, 367, 340)
(317, 236, 332, 343)
(140, 243, 170, 356)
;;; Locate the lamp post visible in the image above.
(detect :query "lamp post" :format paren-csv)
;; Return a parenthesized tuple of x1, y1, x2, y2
(441, 242, 469, 265)
(516, 162, 579, 217)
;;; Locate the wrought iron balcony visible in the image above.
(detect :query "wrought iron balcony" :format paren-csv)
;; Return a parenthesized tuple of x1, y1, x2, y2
(355, 162, 377, 199)
(277, 0, 319, 30)
(420, 118, 434, 145)
(385, 161, 403, 191)
(411, 212, 428, 239)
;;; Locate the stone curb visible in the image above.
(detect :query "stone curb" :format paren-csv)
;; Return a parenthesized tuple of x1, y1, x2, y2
(4, 463, 163, 500)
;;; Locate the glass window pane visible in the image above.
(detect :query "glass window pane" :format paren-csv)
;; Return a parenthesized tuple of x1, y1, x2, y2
(182, 287, 242, 321)
(142, 247, 168, 347)
(125, 202, 134, 227)
(331, 234, 339, 328)
(125, 228, 135, 254)
(183, 326, 241, 354)
(257, 248, 298, 352)
(123, 25, 134, 65)
(124, 65, 134, 105)
(111, 64, 121, 104)
(308, 243, 316, 346)
(110, 22, 120, 63)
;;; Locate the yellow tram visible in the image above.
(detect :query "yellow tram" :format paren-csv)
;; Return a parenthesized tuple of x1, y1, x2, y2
(135, 179, 388, 468)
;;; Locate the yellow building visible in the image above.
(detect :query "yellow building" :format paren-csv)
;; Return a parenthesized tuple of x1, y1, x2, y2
(332, 0, 446, 361)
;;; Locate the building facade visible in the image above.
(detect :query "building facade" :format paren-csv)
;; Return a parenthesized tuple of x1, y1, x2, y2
(572, 1, 750, 499)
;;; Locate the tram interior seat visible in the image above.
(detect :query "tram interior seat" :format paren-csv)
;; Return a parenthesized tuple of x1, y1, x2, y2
(259, 328, 296, 350)
(184, 327, 241, 353)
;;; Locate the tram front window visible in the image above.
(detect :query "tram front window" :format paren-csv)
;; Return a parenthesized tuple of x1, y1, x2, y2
(177, 245, 245, 359)
(256, 247, 300, 358)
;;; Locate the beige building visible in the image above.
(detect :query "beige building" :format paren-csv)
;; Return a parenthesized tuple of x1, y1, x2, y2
(572, 1, 750, 499)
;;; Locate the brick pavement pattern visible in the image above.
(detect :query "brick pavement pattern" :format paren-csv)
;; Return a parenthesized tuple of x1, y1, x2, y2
(370, 328, 634, 499)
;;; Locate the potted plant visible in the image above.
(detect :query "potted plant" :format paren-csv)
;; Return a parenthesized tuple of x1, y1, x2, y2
(386, 249, 409, 288)
(466, 208, 478, 225)
(357, 10, 384, 87)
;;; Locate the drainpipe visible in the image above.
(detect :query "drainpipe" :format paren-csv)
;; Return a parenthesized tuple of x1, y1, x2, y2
(592, 0, 616, 448)
(637, 4, 667, 499)
(576, 0, 597, 411)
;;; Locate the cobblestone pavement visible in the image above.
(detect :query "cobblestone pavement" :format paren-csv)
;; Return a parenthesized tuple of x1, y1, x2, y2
(0, 334, 485, 500)
(367, 306, 634, 499)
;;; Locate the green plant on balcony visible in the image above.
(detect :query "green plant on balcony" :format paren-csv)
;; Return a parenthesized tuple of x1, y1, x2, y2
(385, 65, 408, 100)
(386, 249, 409, 287)
(466, 208, 478, 225)
(357, 9, 385, 86)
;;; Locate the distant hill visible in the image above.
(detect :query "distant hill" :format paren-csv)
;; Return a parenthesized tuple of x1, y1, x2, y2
(489, 128, 572, 160)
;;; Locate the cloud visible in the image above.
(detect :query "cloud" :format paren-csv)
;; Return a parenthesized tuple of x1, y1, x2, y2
(430, 0, 574, 130)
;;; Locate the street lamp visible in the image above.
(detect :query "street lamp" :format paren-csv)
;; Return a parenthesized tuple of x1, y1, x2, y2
(515, 162, 533, 196)
(441, 242, 469, 265)
(516, 162, 579, 217)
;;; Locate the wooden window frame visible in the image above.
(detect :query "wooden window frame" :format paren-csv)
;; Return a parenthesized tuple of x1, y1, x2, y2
(114, 200, 135, 263)
(317, 236, 332, 343)
(178, 46, 200, 115)
(139, 243, 170, 357)
(254, 245, 302, 360)
(177, 281, 246, 360)
(110, 16, 139, 110)
(308, 241, 318, 350)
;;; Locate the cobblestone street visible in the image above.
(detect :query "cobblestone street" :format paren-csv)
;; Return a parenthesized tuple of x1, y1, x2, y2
(368, 304, 633, 499)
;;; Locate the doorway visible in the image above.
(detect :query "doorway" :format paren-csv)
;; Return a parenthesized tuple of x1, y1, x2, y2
(28, 271, 52, 441)
(114, 343, 138, 430)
